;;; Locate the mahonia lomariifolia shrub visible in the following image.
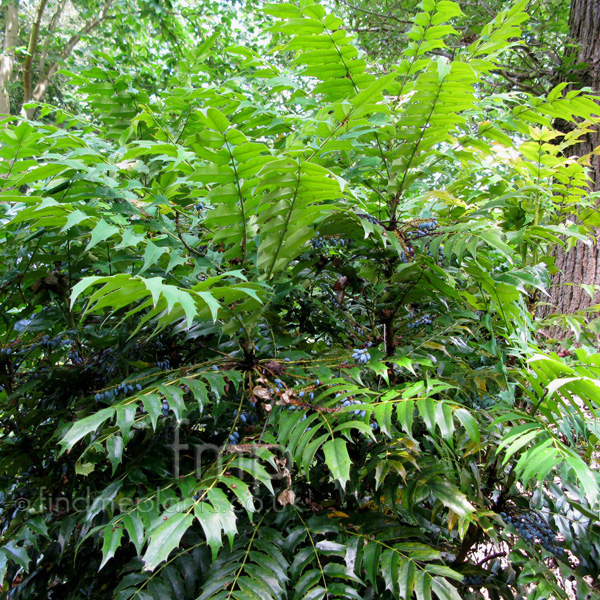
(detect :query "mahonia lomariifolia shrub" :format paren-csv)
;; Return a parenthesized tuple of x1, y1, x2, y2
(1, 1, 600, 599)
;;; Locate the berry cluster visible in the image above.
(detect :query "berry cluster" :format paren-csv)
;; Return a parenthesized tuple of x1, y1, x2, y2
(357, 213, 381, 226)
(406, 220, 438, 240)
(95, 382, 142, 402)
(290, 388, 315, 405)
(418, 219, 438, 231)
(68, 350, 83, 365)
(467, 395, 495, 410)
(195, 202, 205, 211)
(0, 347, 12, 357)
(228, 430, 241, 444)
(233, 409, 258, 425)
(427, 245, 444, 259)
(157, 358, 171, 370)
(339, 396, 366, 418)
(287, 379, 321, 408)
(40, 334, 64, 349)
(463, 575, 486, 587)
(352, 348, 371, 364)
(407, 314, 433, 329)
(500, 511, 565, 558)
(311, 235, 350, 249)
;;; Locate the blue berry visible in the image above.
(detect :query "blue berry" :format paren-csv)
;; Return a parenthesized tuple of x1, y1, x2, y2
(352, 348, 370, 364)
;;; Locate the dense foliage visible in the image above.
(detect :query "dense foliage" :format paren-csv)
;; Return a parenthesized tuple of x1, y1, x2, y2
(1, 1, 600, 598)
(336, 0, 572, 94)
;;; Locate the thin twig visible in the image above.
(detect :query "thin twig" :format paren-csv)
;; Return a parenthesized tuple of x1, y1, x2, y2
(337, 0, 412, 25)
(174, 210, 203, 257)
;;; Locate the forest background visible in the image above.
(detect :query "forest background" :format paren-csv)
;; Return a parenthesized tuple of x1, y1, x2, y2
(1, 0, 600, 599)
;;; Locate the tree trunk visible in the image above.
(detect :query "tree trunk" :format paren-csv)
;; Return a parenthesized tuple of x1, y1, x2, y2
(537, 0, 600, 325)
(21, 0, 49, 115)
(0, 1, 19, 118)
(25, 0, 114, 119)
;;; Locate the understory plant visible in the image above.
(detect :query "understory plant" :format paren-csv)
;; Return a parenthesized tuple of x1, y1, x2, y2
(1, 1, 600, 599)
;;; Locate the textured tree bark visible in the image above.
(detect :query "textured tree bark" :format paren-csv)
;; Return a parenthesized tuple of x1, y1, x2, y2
(537, 0, 600, 324)
(0, 2, 19, 118)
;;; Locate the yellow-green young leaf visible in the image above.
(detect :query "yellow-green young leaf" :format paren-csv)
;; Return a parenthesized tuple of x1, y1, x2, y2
(59, 408, 115, 452)
(99, 524, 124, 569)
(432, 1, 464, 24)
(142, 512, 193, 571)
(350, 72, 398, 112)
(323, 438, 351, 490)
(263, 2, 300, 18)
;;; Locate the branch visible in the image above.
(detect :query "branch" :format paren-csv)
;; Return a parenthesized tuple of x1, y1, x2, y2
(491, 67, 547, 95)
(22, 0, 50, 110)
(38, 0, 68, 77)
(28, 0, 115, 114)
(175, 210, 203, 257)
(337, 0, 412, 25)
